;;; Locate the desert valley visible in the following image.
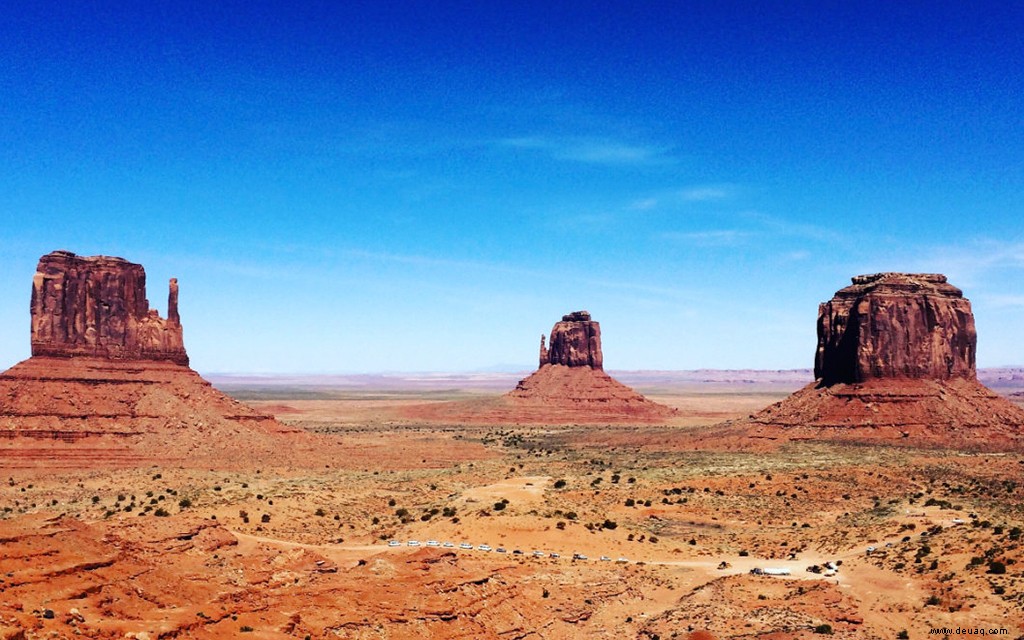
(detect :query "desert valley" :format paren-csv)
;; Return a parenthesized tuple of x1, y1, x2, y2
(1, 252, 1023, 640)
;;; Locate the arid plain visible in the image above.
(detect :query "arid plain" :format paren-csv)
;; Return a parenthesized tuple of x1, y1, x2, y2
(3, 256, 1024, 640)
(3, 370, 1024, 639)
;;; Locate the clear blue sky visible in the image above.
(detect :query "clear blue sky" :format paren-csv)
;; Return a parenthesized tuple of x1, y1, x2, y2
(2, 2, 1023, 373)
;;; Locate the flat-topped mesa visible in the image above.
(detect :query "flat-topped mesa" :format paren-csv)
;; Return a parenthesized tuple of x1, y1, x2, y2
(30, 250, 188, 366)
(541, 310, 603, 370)
(815, 272, 975, 385)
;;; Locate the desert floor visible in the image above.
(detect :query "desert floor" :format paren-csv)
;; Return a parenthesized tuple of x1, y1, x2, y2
(2, 374, 1023, 639)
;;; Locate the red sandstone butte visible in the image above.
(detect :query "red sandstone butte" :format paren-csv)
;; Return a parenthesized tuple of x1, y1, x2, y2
(539, 310, 603, 369)
(721, 273, 1024, 449)
(0, 251, 301, 467)
(30, 250, 188, 365)
(406, 311, 675, 424)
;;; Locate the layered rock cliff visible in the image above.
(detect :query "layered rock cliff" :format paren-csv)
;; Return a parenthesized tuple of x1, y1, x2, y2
(815, 273, 975, 385)
(1, 250, 302, 463)
(30, 250, 188, 365)
(720, 273, 1024, 449)
(541, 311, 603, 369)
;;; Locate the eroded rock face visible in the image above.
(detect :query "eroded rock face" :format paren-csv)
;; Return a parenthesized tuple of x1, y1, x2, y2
(542, 310, 603, 369)
(815, 273, 975, 385)
(30, 251, 188, 365)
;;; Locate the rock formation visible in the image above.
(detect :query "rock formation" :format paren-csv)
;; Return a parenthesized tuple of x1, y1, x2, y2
(0, 250, 301, 465)
(30, 250, 188, 365)
(726, 273, 1024, 449)
(815, 273, 975, 384)
(541, 311, 603, 369)
(406, 311, 675, 424)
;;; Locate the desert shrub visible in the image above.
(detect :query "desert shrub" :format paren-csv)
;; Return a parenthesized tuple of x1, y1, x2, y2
(813, 623, 833, 634)
(154, 508, 170, 517)
(395, 508, 409, 518)
(602, 519, 617, 530)
(565, 511, 577, 520)
(553, 479, 567, 489)
(179, 498, 192, 509)
(240, 626, 254, 632)
(739, 550, 749, 557)
(924, 595, 941, 606)
(556, 521, 566, 530)
(493, 502, 506, 511)
(625, 498, 635, 507)
(987, 561, 1007, 575)
(315, 508, 326, 517)
(260, 514, 270, 523)
(897, 631, 909, 639)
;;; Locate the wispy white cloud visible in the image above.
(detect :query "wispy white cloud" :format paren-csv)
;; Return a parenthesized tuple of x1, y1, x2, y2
(981, 293, 1024, 308)
(627, 184, 738, 212)
(679, 186, 733, 202)
(660, 230, 750, 247)
(780, 250, 812, 261)
(629, 197, 659, 211)
(495, 136, 674, 166)
(737, 210, 839, 243)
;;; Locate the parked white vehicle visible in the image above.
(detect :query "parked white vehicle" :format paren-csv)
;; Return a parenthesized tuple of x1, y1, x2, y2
(388, 540, 401, 547)
(408, 540, 420, 547)
(478, 544, 492, 552)
(459, 543, 473, 550)
(442, 541, 455, 548)
(426, 540, 440, 547)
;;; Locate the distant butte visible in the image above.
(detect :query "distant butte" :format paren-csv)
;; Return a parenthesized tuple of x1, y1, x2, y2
(0, 251, 300, 467)
(406, 311, 676, 424)
(721, 273, 1024, 449)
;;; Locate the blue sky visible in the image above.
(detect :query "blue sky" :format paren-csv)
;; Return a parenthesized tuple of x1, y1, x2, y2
(2, 2, 1023, 373)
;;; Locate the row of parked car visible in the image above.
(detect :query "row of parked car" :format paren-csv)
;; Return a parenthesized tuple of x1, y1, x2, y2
(387, 539, 628, 563)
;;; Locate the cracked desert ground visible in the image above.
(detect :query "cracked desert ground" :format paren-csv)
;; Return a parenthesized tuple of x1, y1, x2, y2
(2, 376, 1023, 640)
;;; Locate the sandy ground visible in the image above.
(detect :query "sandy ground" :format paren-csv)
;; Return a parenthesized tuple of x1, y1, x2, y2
(2, 381, 1023, 639)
